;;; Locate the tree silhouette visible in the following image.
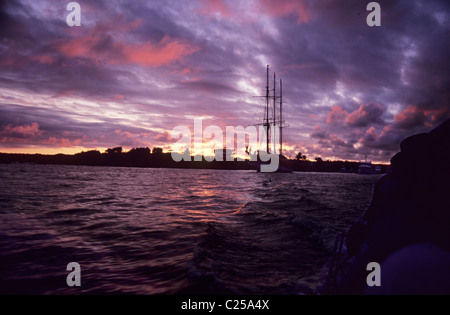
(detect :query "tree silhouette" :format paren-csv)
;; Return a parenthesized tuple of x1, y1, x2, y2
(296, 152, 307, 160)
(106, 147, 122, 154)
(152, 147, 163, 155)
(315, 157, 323, 163)
(124, 147, 150, 166)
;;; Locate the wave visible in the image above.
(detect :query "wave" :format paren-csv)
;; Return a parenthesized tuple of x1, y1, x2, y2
(0, 165, 379, 294)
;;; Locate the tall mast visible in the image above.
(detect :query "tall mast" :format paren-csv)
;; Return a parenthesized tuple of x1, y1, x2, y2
(265, 65, 270, 153)
(273, 72, 277, 154)
(273, 72, 276, 126)
(279, 79, 283, 156)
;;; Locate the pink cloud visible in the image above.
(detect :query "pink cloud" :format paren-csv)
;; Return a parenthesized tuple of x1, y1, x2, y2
(361, 126, 378, 144)
(345, 103, 385, 127)
(197, 0, 310, 24)
(198, 0, 231, 17)
(329, 133, 352, 148)
(31, 55, 56, 65)
(326, 105, 348, 124)
(42, 137, 82, 147)
(58, 37, 93, 59)
(58, 35, 198, 67)
(358, 124, 404, 151)
(121, 37, 198, 67)
(394, 105, 427, 129)
(1, 122, 42, 137)
(310, 125, 328, 139)
(114, 129, 151, 148)
(156, 132, 171, 143)
(258, 0, 311, 24)
(174, 67, 192, 75)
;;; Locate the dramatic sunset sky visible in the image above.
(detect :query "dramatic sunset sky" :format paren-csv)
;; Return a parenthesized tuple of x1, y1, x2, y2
(0, 0, 449, 163)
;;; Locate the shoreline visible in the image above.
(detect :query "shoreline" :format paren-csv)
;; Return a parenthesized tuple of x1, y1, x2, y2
(0, 151, 389, 173)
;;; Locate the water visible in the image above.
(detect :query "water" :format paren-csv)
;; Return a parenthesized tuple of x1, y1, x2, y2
(0, 164, 382, 294)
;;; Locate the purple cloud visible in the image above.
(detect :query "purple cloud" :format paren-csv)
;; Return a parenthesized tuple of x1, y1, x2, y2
(345, 103, 386, 128)
(0, 0, 448, 162)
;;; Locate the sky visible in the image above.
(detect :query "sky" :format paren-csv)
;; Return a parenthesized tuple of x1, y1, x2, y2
(0, 0, 449, 163)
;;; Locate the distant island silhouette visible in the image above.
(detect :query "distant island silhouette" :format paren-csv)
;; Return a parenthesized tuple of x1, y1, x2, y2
(0, 147, 388, 173)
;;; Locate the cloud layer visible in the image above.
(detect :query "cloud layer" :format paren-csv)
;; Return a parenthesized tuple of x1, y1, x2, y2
(0, 0, 449, 161)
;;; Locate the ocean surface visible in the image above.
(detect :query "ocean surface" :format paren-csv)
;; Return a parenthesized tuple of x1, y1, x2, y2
(0, 164, 382, 294)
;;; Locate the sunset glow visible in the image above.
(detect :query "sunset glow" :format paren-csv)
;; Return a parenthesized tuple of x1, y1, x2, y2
(1, 0, 449, 163)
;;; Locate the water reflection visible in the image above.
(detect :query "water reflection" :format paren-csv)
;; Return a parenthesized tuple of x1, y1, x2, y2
(0, 165, 380, 294)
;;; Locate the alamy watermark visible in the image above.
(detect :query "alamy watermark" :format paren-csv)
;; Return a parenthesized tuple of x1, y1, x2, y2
(366, 262, 381, 287)
(64, 2, 380, 28)
(66, 262, 81, 287)
(66, 2, 81, 27)
(366, 2, 381, 27)
(170, 118, 280, 172)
